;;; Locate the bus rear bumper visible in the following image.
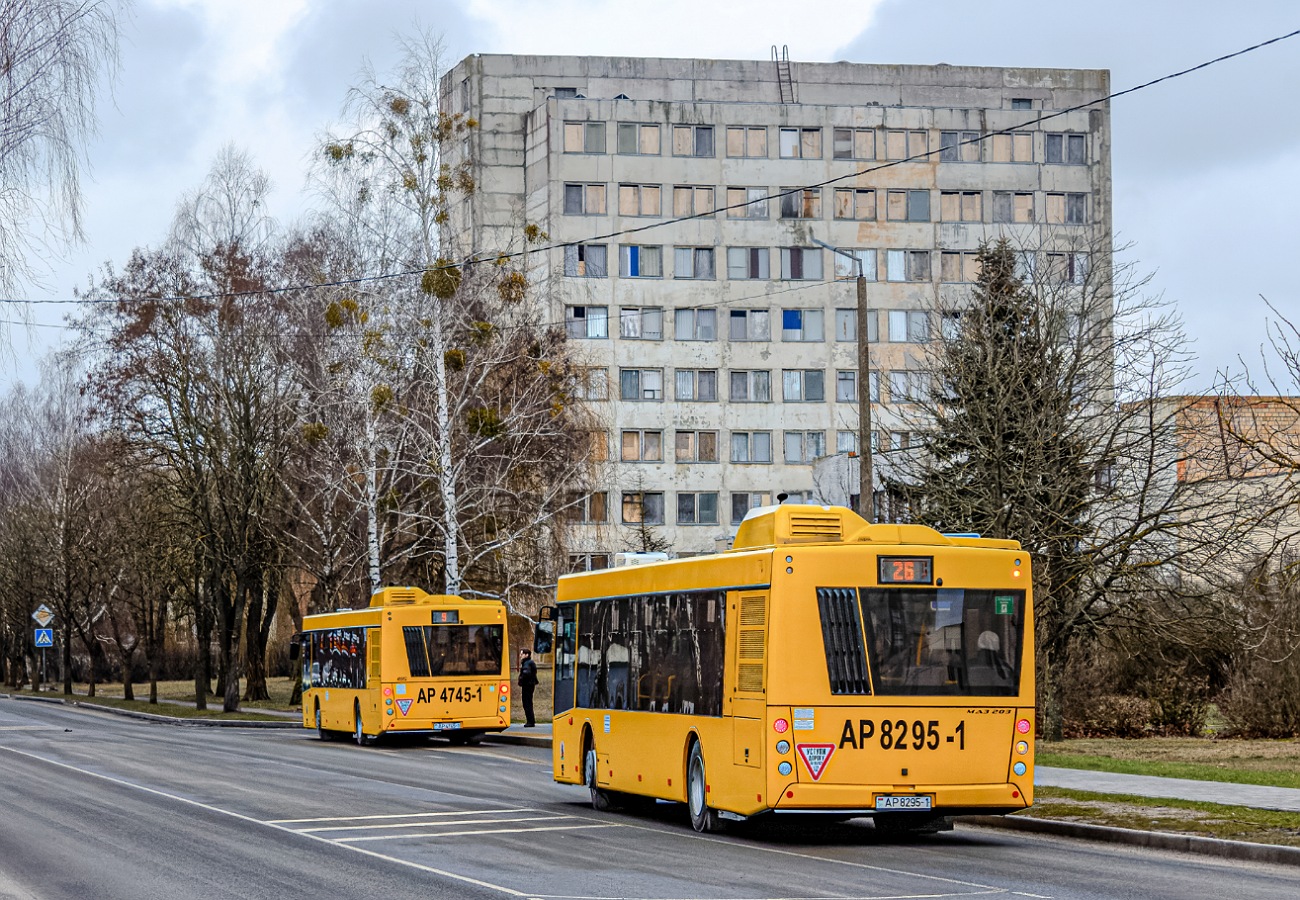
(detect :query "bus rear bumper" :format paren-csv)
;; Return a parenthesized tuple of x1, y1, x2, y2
(770, 782, 1031, 815)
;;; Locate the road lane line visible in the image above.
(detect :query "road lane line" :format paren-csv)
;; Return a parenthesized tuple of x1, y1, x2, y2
(0, 745, 532, 898)
(336, 823, 620, 843)
(270, 808, 530, 824)
(301, 814, 570, 833)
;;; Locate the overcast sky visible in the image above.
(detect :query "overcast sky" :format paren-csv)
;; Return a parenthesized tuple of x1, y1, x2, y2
(7, 0, 1298, 393)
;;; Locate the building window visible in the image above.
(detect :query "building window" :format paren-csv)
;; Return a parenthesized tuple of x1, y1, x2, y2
(888, 371, 929, 404)
(940, 251, 982, 284)
(731, 491, 772, 523)
(619, 245, 663, 278)
(584, 430, 609, 462)
(779, 127, 821, 159)
(563, 183, 607, 215)
(1045, 133, 1087, 164)
(673, 185, 715, 216)
(941, 311, 962, 341)
(835, 308, 878, 343)
(726, 248, 771, 281)
(833, 188, 876, 221)
(731, 431, 773, 463)
(1046, 192, 1087, 225)
(836, 430, 859, 454)
(779, 247, 823, 281)
(784, 431, 826, 463)
(569, 553, 611, 573)
(939, 191, 982, 222)
(1044, 252, 1089, 285)
(779, 188, 820, 219)
(992, 132, 1033, 163)
(833, 249, 877, 282)
(617, 122, 660, 155)
(939, 131, 981, 162)
(782, 369, 825, 402)
(836, 370, 857, 402)
(885, 129, 928, 160)
(563, 121, 605, 154)
(729, 370, 771, 402)
(574, 367, 608, 400)
(677, 492, 719, 525)
(888, 310, 930, 343)
(619, 368, 663, 401)
(674, 308, 717, 341)
(991, 191, 1034, 224)
(621, 429, 663, 462)
(672, 124, 714, 157)
(675, 431, 719, 463)
(725, 186, 768, 219)
(673, 247, 715, 280)
(888, 431, 911, 451)
(618, 183, 661, 216)
(781, 308, 824, 342)
(564, 491, 608, 524)
(619, 306, 663, 339)
(565, 305, 608, 338)
(563, 244, 607, 277)
(622, 491, 664, 525)
(885, 250, 931, 282)
(886, 189, 930, 222)
(726, 125, 767, 158)
(1011, 98, 1033, 110)
(833, 127, 874, 160)
(675, 369, 718, 401)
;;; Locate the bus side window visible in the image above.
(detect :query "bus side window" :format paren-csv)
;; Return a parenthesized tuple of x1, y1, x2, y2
(533, 620, 554, 655)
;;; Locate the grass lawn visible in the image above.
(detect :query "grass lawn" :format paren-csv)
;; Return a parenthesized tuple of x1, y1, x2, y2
(1022, 786, 1300, 848)
(1038, 737, 1300, 789)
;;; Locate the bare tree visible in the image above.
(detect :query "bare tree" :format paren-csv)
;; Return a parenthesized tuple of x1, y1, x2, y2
(0, 0, 124, 304)
(892, 238, 1287, 737)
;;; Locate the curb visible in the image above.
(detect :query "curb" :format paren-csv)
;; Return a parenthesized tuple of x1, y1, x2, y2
(3, 692, 298, 728)
(481, 730, 552, 750)
(960, 814, 1300, 868)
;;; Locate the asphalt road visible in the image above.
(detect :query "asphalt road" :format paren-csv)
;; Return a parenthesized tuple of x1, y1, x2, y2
(1, 697, 1295, 900)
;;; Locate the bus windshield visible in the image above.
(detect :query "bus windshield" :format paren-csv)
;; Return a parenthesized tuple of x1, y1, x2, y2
(402, 624, 504, 677)
(860, 588, 1025, 696)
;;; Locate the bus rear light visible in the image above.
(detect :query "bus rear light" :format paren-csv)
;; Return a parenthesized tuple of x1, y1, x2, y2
(776, 740, 790, 754)
(773, 718, 789, 734)
(500, 683, 509, 695)
(778, 761, 793, 776)
(1012, 790, 1020, 798)
(1016, 741, 1028, 755)
(1016, 718, 1031, 734)
(1013, 762, 1027, 776)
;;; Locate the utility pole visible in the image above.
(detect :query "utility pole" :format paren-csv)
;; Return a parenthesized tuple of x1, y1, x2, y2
(811, 239, 873, 522)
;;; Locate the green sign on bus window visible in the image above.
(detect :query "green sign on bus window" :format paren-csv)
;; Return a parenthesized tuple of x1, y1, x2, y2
(994, 595, 1015, 616)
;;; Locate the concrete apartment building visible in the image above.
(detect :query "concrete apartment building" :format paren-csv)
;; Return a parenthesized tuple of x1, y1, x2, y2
(439, 54, 1112, 566)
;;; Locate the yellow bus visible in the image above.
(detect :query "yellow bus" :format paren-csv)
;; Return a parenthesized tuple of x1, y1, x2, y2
(536, 504, 1034, 833)
(296, 586, 511, 744)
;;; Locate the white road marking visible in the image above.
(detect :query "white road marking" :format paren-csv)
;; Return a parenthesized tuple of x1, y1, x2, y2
(270, 808, 529, 824)
(336, 823, 619, 843)
(301, 814, 569, 833)
(0, 726, 56, 731)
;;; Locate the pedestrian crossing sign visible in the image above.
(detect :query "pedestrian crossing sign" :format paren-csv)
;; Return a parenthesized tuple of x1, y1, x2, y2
(34, 628, 54, 648)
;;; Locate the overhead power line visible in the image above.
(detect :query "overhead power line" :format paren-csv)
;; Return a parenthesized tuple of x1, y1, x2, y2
(7, 26, 1300, 311)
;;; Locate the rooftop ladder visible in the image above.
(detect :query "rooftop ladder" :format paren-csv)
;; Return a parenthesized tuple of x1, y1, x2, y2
(772, 44, 796, 103)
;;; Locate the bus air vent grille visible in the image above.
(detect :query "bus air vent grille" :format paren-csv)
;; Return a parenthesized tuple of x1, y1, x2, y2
(816, 587, 870, 694)
(740, 595, 766, 626)
(788, 515, 842, 542)
(388, 589, 418, 605)
(739, 630, 765, 659)
(738, 663, 764, 692)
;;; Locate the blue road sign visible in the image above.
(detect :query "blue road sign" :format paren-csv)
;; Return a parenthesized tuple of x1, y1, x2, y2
(34, 628, 53, 648)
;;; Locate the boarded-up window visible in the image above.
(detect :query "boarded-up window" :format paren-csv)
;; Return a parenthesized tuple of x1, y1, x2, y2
(617, 123, 660, 155)
(834, 188, 876, 220)
(833, 128, 874, 160)
(779, 188, 821, 219)
(672, 125, 714, 157)
(727, 126, 767, 157)
(939, 131, 981, 162)
(992, 132, 1033, 162)
(726, 187, 768, 219)
(939, 191, 981, 222)
(673, 185, 714, 216)
(780, 127, 821, 158)
(563, 121, 604, 153)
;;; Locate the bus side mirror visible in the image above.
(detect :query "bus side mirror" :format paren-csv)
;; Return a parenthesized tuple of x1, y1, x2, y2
(289, 635, 301, 661)
(533, 620, 554, 655)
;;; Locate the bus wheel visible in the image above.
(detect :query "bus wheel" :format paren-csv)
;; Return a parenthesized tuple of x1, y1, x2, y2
(687, 741, 722, 833)
(353, 703, 369, 746)
(315, 704, 331, 741)
(585, 740, 614, 812)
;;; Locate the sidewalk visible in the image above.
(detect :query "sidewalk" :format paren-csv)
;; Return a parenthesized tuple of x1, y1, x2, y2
(1035, 765, 1300, 813)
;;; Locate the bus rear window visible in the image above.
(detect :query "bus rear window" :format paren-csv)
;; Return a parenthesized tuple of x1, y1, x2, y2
(859, 588, 1024, 696)
(402, 625, 503, 677)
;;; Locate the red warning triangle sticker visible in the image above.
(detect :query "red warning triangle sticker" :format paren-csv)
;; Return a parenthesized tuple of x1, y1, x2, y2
(396, 699, 413, 716)
(796, 743, 835, 781)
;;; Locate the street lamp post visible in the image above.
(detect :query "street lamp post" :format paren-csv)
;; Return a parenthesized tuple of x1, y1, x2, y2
(811, 239, 873, 523)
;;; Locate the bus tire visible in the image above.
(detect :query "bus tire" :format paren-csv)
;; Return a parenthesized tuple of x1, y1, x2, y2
(315, 703, 332, 741)
(353, 702, 369, 746)
(585, 738, 615, 812)
(687, 741, 722, 833)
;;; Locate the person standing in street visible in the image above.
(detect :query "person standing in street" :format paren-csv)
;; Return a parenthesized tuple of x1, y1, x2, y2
(518, 648, 538, 727)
